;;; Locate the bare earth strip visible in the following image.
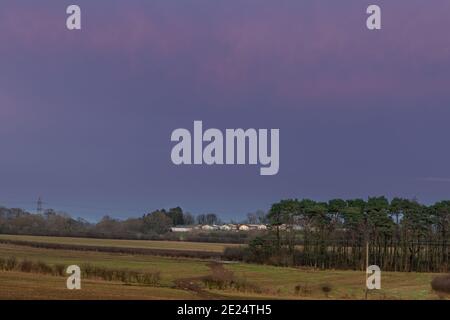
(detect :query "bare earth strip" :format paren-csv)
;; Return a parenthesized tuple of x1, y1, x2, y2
(0, 272, 199, 300)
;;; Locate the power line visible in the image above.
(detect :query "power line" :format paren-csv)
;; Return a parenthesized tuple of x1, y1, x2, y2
(0, 197, 146, 216)
(37, 196, 43, 214)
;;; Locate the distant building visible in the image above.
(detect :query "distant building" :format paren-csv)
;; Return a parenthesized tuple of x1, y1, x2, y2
(170, 227, 193, 232)
(249, 224, 267, 230)
(171, 223, 267, 232)
(239, 224, 268, 231)
(238, 224, 250, 231)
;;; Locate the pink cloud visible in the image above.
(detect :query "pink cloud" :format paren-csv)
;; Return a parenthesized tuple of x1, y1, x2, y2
(1, 1, 450, 107)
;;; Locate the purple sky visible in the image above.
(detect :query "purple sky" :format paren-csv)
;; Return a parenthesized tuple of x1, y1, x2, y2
(1, 0, 450, 221)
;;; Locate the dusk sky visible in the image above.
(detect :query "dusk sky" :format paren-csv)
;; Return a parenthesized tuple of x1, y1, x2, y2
(1, 0, 450, 221)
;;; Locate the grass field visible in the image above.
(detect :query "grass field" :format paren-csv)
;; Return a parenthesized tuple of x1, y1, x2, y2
(0, 234, 235, 252)
(0, 234, 446, 300)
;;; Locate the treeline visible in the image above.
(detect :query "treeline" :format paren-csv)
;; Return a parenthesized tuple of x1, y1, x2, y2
(0, 238, 223, 260)
(228, 197, 448, 272)
(0, 206, 216, 238)
(2, 196, 449, 272)
(0, 206, 258, 243)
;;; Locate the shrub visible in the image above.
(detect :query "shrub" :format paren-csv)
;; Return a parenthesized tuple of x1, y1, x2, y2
(294, 283, 312, 296)
(53, 264, 66, 276)
(36, 261, 53, 274)
(232, 279, 262, 294)
(431, 274, 450, 294)
(201, 262, 261, 293)
(138, 271, 161, 285)
(0, 256, 161, 286)
(80, 264, 161, 286)
(203, 262, 235, 290)
(223, 247, 247, 261)
(5, 257, 17, 271)
(18, 259, 33, 273)
(320, 283, 333, 298)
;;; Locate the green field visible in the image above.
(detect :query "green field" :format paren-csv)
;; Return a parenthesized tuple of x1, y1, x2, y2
(0, 234, 446, 300)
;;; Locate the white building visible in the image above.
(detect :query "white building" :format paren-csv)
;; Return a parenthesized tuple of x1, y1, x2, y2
(170, 227, 193, 232)
(238, 224, 250, 231)
(254, 224, 267, 230)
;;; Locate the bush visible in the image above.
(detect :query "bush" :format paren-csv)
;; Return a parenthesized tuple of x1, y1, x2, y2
(294, 283, 312, 296)
(80, 263, 161, 286)
(18, 259, 33, 273)
(36, 261, 53, 274)
(320, 283, 333, 298)
(5, 257, 17, 271)
(431, 274, 450, 294)
(53, 264, 66, 276)
(232, 279, 262, 293)
(0, 256, 162, 286)
(223, 247, 247, 261)
(201, 262, 261, 293)
(137, 271, 161, 285)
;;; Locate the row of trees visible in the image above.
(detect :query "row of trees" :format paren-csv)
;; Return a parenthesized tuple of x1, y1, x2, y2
(2, 196, 448, 272)
(252, 197, 448, 272)
(0, 206, 220, 238)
